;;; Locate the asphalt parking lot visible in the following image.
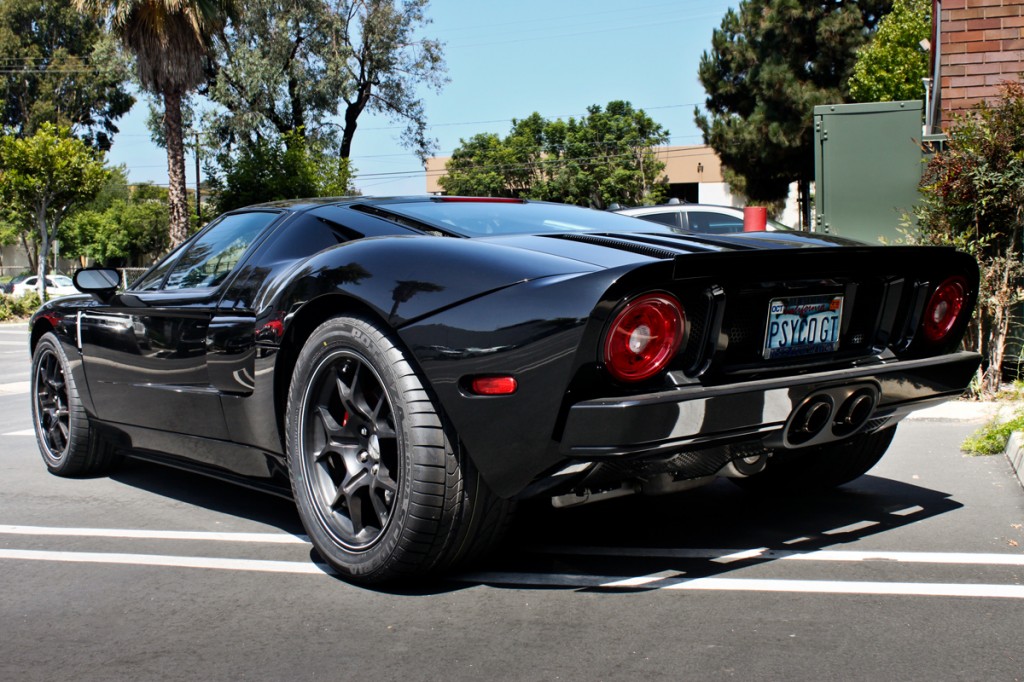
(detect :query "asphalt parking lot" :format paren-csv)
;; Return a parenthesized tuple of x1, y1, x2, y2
(2, 322, 1023, 681)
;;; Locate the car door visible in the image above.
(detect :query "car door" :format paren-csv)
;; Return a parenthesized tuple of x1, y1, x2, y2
(77, 211, 281, 441)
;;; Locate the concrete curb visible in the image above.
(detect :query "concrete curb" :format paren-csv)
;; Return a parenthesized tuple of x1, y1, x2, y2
(1006, 431, 1024, 491)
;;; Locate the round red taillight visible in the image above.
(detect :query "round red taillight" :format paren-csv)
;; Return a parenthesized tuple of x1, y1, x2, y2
(603, 293, 685, 382)
(922, 276, 967, 343)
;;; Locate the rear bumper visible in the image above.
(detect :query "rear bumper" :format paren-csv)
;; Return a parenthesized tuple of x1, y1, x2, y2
(560, 351, 981, 457)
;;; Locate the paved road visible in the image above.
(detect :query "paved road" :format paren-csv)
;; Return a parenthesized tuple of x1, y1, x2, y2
(2, 324, 1023, 681)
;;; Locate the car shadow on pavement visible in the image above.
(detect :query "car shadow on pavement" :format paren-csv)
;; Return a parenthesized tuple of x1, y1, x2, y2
(109, 458, 306, 536)
(105, 457, 963, 595)
(462, 474, 964, 592)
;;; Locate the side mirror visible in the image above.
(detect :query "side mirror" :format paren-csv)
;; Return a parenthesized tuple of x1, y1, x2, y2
(74, 267, 121, 299)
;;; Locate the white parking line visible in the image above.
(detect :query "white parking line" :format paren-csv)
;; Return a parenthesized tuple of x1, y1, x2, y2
(2, 429, 34, 436)
(5, 526, 1023, 567)
(0, 381, 30, 395)
(0, 549, 330, 575)
(0, 524, 309, 543)
(4, 526, 1023, 598)
(534, 545, 1024, 566)
(2, 549, 1023, 599)
(463, 571, 1024, 599)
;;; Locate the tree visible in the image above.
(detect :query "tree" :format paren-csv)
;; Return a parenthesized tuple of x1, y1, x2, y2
(213, 130, 355, 212)
(441, 102, 669, 208)
(545, 102, 670, 209)
(206, 0, 445, 161)
(849, 0, 931, 103)
(695, 0, 891, 225)
(75, 0, 234, 248)
(441, 113, 547, 198)
(0, 0, 134, 149)
(0, 124, 108, 298)
(61, 168, 170, 266)
(913, 80, 1024, 395)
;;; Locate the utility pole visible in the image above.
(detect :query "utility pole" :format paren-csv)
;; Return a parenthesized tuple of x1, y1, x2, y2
(195, 131, 202, 221)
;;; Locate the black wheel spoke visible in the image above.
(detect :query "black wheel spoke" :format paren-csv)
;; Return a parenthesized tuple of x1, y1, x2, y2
(374, 468, 398, 495)
(336, 362, 373, 424)
(301, 348, 400, 549)
(369, 488, 390, 526)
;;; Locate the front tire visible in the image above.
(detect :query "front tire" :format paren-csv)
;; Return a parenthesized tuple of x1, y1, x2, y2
(285, 315, 512, 584)
(31, 332, 114, 476)
(734, 426, 897, 494)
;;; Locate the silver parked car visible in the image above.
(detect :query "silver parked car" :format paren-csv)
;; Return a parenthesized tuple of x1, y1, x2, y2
(613, 200, 792, 234)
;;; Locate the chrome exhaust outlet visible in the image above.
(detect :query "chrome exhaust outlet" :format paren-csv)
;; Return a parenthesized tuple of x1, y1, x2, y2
(787, 395, 835, 445)
(833, 388, 878, 437)
(778, 383, 881, 449)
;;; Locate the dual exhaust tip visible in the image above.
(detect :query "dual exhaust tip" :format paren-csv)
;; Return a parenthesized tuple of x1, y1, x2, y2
(783, 384, 879, 449)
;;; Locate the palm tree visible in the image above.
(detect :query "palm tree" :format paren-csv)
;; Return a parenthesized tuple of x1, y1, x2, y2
(75, 0, 232, 247)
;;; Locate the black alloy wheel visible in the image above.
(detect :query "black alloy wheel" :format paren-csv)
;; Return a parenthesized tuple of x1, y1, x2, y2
(31, 332, 113, 476)
(34, 343, 71, 461)
(286, 315, 514, 584)
(301, 349, 400, 550)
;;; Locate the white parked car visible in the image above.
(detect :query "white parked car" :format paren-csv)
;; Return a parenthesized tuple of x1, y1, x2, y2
(12, 275, 78, 298)
(613, 201, 792, 234)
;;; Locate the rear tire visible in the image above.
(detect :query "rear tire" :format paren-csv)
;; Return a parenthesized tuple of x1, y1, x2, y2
(733, 426, 897, 494)
(31, 332, 115, 476)
(285, 315, 513, 584)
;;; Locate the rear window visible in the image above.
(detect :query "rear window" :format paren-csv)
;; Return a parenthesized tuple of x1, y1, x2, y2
(377, 200, 674, 237)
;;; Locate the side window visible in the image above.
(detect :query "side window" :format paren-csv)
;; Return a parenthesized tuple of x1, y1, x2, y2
(164, 212, 278, 290)
(133, 241, 189, 291)
(258, 214, 364, 263)
(685, 211, 744, 234)
(637, 212, 682, 229)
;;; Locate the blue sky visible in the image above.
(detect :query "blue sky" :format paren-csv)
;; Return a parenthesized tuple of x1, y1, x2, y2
(106, 0, 736, 196)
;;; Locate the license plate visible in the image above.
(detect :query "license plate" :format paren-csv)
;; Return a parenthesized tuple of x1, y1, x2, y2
(763, 294, 843, 360)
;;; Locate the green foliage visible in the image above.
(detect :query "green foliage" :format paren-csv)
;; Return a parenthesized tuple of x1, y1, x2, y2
(62, 170, 170, 266)
(0, 290, 42, 321)
(0, 0, 133, 149)
(441, 102, 669, 209)
(913, 81, 1024, 395)
(695, 0, 891, 207)
(205, 0, 445, 161)
(0, 123, 108, 296)
(849, 0, 931, 103)
(213, 130, 355, 212)
(962, 407, 1024, 455)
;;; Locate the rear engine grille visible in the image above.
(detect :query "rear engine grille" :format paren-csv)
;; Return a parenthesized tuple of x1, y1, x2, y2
(552, 233, 682, 260)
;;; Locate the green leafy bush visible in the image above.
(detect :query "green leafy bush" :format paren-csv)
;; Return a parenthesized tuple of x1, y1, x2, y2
(0, 291, 42, 320)
(962, 408, 1024, 455)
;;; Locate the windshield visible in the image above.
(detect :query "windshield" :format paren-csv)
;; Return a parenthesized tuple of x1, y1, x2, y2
(378, 200, 675, 237)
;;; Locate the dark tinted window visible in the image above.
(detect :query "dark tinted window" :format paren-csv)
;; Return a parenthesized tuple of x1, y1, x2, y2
(259, 213, 363, 263)
(685, 211, 744, 234)
(636, 211, 682, 228)
(164, 212, 278, 290)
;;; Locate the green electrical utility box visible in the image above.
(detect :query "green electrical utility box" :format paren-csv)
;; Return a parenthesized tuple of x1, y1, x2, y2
(814, 100, 924, 244)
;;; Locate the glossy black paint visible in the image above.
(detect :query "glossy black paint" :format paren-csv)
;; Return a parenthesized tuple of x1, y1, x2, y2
(30, 197, 982, 500)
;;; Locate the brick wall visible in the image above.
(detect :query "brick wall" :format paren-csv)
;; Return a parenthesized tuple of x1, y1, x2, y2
(940, 0, 1024, 123)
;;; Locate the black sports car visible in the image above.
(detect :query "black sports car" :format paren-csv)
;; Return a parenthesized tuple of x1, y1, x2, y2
(30, 196, 981, 583)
